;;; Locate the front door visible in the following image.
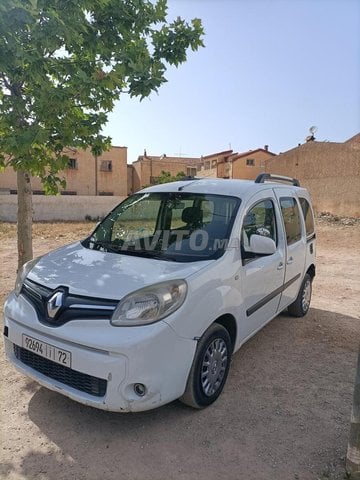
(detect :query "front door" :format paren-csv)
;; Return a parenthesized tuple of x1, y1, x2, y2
(237, 192, 286, 341)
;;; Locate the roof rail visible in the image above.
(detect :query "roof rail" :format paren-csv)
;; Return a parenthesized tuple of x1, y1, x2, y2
(178, 176, 201, 181)
(255, 173, 300, 187)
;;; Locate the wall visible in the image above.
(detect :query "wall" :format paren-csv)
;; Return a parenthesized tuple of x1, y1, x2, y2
(266, 141, 360, 217)
(131, 156, 200, 192)
(197, 150, 234, 179)
(0, 146, 128, 196)
(0, 195, 125, 222)
(232, 150, 274, 179)
(127, 165, 133, 195)
(196, 165, 218, 178)
(196, 149, 275, 180)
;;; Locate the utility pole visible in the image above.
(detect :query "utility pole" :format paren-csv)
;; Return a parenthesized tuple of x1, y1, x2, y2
(346, 348, 360, 478)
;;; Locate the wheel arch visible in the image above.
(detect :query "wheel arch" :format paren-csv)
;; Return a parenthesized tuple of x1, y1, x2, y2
(307, 263, 315, 279)
(214, 314, 237, 352)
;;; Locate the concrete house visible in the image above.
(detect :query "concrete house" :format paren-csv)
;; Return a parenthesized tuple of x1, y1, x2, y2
(130, 152, 201, 193)
(230, 146, 276, 179)
(197, 146, 276, 180)
(0, 146, 128, 197)
(196, 150, 235, 178)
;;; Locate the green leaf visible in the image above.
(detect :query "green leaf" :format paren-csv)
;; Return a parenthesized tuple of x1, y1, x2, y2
(0, 0, 204, 189)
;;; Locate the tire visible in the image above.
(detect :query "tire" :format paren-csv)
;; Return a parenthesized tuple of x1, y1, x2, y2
(288, 273, 312, 317)
(180, 323, 232, 409)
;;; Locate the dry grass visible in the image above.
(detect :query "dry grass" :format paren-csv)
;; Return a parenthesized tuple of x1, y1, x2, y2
(0, 221, 96, 242)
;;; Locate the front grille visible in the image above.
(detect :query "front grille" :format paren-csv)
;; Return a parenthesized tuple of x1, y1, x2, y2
(21, 278, 118, 327)
(14, 345, 107, 397)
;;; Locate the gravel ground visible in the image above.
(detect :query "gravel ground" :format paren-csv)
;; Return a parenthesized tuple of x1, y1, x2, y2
(0, 219, 359, 480)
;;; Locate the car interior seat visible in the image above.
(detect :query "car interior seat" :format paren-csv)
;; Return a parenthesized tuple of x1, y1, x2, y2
(181, 206, 203, 231)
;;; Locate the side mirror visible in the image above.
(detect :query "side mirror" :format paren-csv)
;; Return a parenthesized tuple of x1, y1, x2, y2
(248, 234, 276, 255)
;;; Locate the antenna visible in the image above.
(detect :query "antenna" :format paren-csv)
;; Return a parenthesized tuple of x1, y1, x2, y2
(306, 126, 317, 142)
(174, 147, 188, 157)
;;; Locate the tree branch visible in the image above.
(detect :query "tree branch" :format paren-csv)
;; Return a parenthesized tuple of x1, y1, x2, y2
(0, 73, 12, 91)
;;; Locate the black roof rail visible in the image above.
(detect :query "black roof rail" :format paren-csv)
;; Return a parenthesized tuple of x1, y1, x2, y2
(177, 176, 201, 181)
(255, 173, 300, 187)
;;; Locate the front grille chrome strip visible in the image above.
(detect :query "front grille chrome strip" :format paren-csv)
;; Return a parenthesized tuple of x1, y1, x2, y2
(69, 304, 116, 310)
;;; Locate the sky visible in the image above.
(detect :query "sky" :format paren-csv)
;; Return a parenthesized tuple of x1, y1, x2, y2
(103, 0, 360, 163)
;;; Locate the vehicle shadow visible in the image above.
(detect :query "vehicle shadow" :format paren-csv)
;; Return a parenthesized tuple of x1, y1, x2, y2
(14, 308, 360, 480)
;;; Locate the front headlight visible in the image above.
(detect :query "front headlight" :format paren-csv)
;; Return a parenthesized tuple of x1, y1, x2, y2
(14, 256, 42, 296)
(111, 280, 187, 326)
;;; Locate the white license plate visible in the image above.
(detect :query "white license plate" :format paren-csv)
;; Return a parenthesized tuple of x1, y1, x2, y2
(22, 334, 72, 368)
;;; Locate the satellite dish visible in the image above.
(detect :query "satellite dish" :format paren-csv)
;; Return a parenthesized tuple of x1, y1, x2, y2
(309, 126, 317, 135)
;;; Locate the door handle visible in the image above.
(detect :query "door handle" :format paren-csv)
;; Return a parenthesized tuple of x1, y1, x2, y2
(287, 257, 294, 265)
(277, 262, 284, 270)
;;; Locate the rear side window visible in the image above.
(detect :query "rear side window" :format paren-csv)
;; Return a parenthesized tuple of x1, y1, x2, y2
(299, 198, 315, 238)
(280, 197, 302, 245)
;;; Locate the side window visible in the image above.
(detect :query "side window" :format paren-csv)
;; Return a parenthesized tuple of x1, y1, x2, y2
(242, 199, 277, 251)
(200, 200, 214, 224)
(299, 198, 315, 238)
(280, 197, 302, 245)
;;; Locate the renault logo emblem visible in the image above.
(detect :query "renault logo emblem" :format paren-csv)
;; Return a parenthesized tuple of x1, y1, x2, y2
(47, 291, 64, 318)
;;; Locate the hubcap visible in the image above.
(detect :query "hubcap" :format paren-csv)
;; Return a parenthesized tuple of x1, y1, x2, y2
(201, 338, 228, 397)
(302, 279, 311, 312)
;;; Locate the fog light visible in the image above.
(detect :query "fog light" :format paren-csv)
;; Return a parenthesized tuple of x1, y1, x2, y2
(134, 383, 146, 397)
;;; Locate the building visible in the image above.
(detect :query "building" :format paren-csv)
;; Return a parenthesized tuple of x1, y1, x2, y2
(265, 133, 360, 217)
(197, 146, 276, 180)
(130, 152, 201, 192)
(0, 146, 128, 197)
(196, 150, 235, 178)
(231, 146, 276, 179)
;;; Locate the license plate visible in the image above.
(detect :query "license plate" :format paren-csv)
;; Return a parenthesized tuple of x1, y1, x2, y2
(22, 334, 72, 368)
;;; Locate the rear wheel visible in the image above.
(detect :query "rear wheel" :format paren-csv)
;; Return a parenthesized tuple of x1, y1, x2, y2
(288, 273, 312, 317)
(180, 323, 232, 409)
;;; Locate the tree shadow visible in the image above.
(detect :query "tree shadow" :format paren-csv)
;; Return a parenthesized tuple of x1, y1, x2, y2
(9, 308, 360, 480)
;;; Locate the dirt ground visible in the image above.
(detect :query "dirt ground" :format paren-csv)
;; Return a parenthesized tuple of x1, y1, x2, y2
(0, 219, 359, 480)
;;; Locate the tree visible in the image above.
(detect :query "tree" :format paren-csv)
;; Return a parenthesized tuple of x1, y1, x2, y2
(154, 169, 186, 184)
(0, 0, 204, 269)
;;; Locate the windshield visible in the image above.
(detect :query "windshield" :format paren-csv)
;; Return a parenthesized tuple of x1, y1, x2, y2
(84, 192, 240, 262)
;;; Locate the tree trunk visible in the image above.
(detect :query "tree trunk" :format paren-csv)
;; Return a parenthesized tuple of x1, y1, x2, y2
(17, 169, 33, 270)
(346, 348, 360, 478)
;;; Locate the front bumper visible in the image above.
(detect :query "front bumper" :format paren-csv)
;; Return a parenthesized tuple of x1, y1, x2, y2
(4, 292, 196, 412)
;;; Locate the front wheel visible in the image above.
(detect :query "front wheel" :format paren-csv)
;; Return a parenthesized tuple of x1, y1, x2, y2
(180, 323, 232, 409)
(288, 273, 312, 317)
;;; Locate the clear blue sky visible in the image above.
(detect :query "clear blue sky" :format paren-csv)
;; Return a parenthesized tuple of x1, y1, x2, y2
(103, 0, 360, 163)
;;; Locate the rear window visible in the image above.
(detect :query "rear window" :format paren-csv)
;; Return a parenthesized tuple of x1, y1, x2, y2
(299, 197, 315, 238)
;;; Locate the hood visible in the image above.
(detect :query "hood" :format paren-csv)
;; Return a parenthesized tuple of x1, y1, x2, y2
(28, 242, 212, 300)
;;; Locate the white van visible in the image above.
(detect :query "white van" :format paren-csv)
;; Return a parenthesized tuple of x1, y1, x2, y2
(3, 174, 316, 411)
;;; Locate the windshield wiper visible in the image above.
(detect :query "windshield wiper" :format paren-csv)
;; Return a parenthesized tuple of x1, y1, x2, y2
(87, 239, 178, 261)
(119, 248, 178, 261)
(88, 239, 123, 253)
